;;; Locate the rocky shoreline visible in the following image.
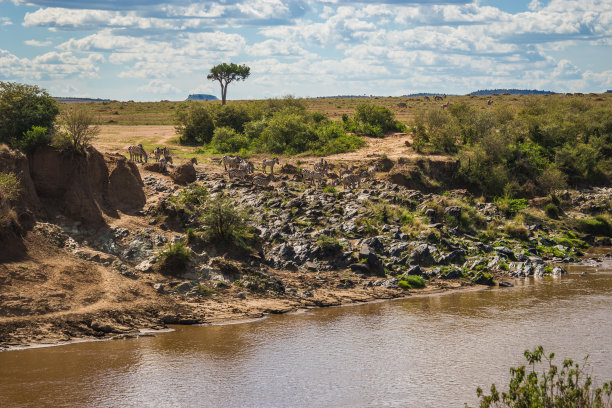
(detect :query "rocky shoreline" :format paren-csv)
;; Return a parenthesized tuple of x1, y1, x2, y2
(1, 150, 611, 350)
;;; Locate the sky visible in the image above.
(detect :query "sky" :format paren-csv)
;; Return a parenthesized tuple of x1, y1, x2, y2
(0, 0, 610, 101)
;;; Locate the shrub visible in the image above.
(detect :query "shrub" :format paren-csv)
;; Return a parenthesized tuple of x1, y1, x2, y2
(545, 203, 560, 219)
(210, 126, 250, 153)
(578, 215, 612, 237)
(200, 194, 254, 248)
(0, 172, 22, 201)
(175, 102, 215, 145)
(210, 104, 251, 133)
(470, 346, 612, 408)
(316, 235, 342, 254)
(495, 197, 529, 217)
(398, 275, 426, 289)
(157, 242, 192, 274)
(322, 186, 337, 194)
(54, 107, 100, 153)
(18, 126, 50, 154)
(352, 103, 404, 137)
(0, 82, 59, 149)
(261, 111, 312, 154)
(504, 223, 530, 241)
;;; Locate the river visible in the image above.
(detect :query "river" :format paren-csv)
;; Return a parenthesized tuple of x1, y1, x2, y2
(1, 253, 611, 407)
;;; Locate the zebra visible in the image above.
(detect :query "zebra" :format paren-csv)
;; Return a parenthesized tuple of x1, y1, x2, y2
(487, 99, 493, 105)
(262, 157, 279, 174)
(152, 147, 162, 161)
(441, 102, 451, 109)
(240, 160, 255, 174)
(222, 155, 242, 171)
(252, 173, 273, 188)
(434, 95, 443, 101)
(128, 144, 148, 163)
(190, 157, 198, 165)
(313, 158, 328, 173)
(341, 173, 362, 189)
(301, 169, 327, 186)
(228, 168, 249, 181)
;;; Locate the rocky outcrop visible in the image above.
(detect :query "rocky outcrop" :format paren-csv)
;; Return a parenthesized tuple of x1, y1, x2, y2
(29, 146, 145, 227)
(170, 162, 197, 185)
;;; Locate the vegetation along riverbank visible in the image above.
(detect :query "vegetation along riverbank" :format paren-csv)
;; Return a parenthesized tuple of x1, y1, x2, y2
(0, 83, 611, 349)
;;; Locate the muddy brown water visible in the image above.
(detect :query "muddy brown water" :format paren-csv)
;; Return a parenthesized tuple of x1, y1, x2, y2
(1, 252, 611, 408)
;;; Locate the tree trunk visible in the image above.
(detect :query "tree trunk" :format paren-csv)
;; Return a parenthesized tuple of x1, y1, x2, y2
(221, 83, 227, 105)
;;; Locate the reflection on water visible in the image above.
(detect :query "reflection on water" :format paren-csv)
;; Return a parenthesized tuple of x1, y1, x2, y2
(1, 256, 611, 408)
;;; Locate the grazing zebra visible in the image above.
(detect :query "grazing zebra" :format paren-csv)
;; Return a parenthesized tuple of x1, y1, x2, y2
(434, 95, 443, 101)
(262, 157, 279, 174)
(313, 158, 328, 173)
(424, 96, 431, 101)
(239, 160, 255, 174)
(487, 99, 493, 105)
(128, 144, 148, 163)
(252, 173, 273, 188)
(161, 154, 172, 165)
(302, 169, 326, 186)
(228, 168, 249, 181)
(366, 164, 377, 178)
(341, 173, 362, 189)
(152, 147, 162, 161)
(222, 155, 242, 171)
(441, 102, 451, 109)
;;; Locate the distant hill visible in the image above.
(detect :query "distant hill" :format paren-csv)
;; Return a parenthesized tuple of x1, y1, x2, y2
(187, 94, 218, 101)
(54, 97, 113, 103)
(469, 89, 555, 96)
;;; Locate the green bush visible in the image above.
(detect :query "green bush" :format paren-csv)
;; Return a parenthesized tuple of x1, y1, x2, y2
(398, 275, 426, 289)
(157, 242, 192, 274)
(200, 194, 254, 248)
(578, 215, 612, 237)
(261, 111, 313, 154)
(495, 197, 529, 217)
(350, 103, 404, 137)
(0, 171, 22, 201)
(316, 235, 342, 254)
(175, 102, 215, 145)
(545, 203, 560, 219)
(470, 346, 612, 408)
(0, 82, 59, 149)
(18, 126, 50, 154)
(504, 223, 530, 241)
(210, 126, 250, 153)
(210, 104, 251, 133)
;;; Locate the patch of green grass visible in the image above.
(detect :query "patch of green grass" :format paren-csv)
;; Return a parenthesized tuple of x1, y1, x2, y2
(157, 242, 192, 275)
(397, 275, 426, 289)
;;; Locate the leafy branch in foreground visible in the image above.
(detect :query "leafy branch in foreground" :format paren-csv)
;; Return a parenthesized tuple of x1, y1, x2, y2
(468, 346, 612, 408)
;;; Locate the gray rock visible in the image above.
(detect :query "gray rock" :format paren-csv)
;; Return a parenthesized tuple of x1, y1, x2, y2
(444, 206, 462, 218)
(552, 266, 567, 275)
(495, 246, 515, 260)
(350, 263, 371, 274)
(175, 281, 194, 293)
(135, 259, 154, 272)
(153, 283, 166, 293)
(410, 244, 435, 266)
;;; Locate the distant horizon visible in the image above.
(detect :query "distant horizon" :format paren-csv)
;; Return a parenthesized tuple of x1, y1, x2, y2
(52, 88, 606, 103)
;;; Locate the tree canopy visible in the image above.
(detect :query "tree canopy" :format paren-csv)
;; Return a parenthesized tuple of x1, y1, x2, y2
(207, 63, 250, 105)
(0, 81, 59, 148)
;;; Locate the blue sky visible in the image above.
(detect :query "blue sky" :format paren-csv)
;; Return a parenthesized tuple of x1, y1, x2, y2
(0, 0, 610, 101)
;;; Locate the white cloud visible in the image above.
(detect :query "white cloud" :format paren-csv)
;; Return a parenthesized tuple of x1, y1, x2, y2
(0, 17, 12, 26)
(25, 39, 52, 47)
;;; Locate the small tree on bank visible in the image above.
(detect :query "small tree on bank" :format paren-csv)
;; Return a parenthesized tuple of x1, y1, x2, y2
(55, 107, 100, 153)
(207, 63, 250, 105)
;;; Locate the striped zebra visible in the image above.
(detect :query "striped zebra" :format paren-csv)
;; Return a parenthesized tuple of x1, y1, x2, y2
(228, 168, 249, 181)
(128, 144, 148, 163)
(262, 157, 279, 174)
(302, 169, 326, 186)
(341, 173, 362, 189)
(222, 155, 242, 171)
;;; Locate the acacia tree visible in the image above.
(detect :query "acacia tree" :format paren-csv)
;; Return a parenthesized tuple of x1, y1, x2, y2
(207, 63, 250, 105)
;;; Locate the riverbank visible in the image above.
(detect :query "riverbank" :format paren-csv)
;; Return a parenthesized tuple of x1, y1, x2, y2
(1, 142, 610, 351)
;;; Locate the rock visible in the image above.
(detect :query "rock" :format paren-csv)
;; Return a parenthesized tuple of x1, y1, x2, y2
(278, 243, 296, 261)
(499, 281, 514, 287)
(388, 242, 409, 257)
(153, 283, 166, 293)
(495, 246, 515, 260)
(175, 281, 194, 293)
(406, 265, 422, 276)
(336, 279, 355, 289)
(358, 244, 385, 276)
(552, 266, 567, 275)
(410, 244, 435, 266)
(437, 249, 465, 265)
(170, 162, 197, 185)
(424, 208, 436, 220)
(444, 206, 462, 218)
(135, 259, 154, 272)
(350, 263, 371, 274)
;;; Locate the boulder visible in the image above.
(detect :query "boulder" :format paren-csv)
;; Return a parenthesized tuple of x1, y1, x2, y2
(410, 244, 435, 266)
(170, 162, 197, 185)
